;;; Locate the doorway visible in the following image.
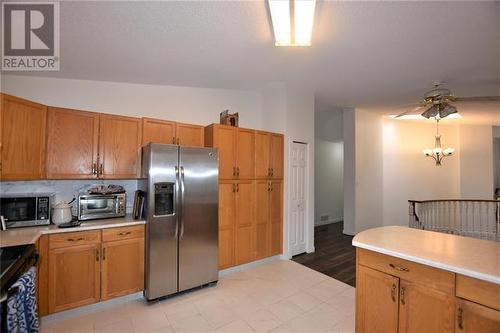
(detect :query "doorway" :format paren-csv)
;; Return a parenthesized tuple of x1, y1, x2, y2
(289, 141, 308, 256)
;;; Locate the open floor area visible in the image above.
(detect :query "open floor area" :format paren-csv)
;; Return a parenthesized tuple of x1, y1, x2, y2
(41, 260, 355, 333)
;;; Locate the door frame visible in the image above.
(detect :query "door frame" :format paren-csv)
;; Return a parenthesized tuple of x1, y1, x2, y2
(285, 140, 312, 258)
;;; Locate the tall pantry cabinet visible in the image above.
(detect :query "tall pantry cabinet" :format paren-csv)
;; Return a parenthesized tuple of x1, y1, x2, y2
(205, 124, 284, 269)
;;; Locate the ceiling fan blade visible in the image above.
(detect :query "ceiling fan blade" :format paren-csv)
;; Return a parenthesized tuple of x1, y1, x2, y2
(439, 104, 457, 118)
(395, 105, 425, 118)
(453, 96, 500, 102)
(421, 105, 439, 119)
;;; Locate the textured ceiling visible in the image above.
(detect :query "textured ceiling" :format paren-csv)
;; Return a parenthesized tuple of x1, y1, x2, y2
(5, 1, 500, 122)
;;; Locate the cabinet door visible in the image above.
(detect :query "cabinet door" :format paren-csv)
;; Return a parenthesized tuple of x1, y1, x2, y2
(219, 181, 236, 269)
(255, 131, 271, 179)
(356, 265, 399, 333)
(215, 126, 236, 179)
(1, 94, 47, 180)
(46, 107, 99, 179)
(176, 123, 204, 147)
(399, 280, 455, 333)
(48, 244, 100, 313)
(236, 129, 255, 179)
(99, 114, 142, 178)
(101, 237, 145, 300)
(269, 181, 283, 255)
(456, 298, 500, 333)
(270, 134, 284, 179)
(235, 181, 255, 264)
(255, 180, 270, 259)
(142, 118, 176, 146)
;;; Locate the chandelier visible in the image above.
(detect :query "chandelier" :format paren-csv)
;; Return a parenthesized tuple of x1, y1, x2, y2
(423, 118, 454, 166)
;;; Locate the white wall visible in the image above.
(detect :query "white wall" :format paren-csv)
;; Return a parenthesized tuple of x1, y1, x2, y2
(382, 119, 460, 226)
(1, 75, 263, 128)
(459, 125, 494, 199)
(343, 109, 356, 235)
(261, 83, 315, 256)
(315, 109, 343, 225)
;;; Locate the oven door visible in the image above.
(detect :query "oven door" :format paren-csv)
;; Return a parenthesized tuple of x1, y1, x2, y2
(0, 197, 37, 228)
(78, 195, 119, 220)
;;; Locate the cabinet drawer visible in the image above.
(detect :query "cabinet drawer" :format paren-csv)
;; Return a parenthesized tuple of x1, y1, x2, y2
(49, 230, 101, 249)
(102, 225, 144, 242)
(358, 248, 454, 294)
(456, 275, 500, 311)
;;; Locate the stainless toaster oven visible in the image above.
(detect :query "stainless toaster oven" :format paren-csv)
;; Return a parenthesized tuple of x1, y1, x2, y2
(77, 193, 126, 221)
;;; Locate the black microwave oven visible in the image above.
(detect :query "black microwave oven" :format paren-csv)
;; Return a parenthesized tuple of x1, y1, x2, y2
(0, 193, 54, 228)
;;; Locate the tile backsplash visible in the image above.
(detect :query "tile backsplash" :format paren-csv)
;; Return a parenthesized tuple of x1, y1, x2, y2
(0, 179, 138, 214)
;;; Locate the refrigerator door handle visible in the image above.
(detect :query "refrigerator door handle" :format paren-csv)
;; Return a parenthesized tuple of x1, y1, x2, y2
(174, 166, 180, 238)
(180, 166, 185, 238)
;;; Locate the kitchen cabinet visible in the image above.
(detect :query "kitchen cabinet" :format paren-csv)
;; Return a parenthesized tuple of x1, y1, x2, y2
(48, 231, 101, 313)
(456, 298, 500, 332)
(42, 225, 145, 314)
(46, 107, 100, 179)
(142, 118, 204, 147)
(204, 124, 255, 180)
(0, 93, 47, 180)
(176, 122, 204, 147)
(356, 265, 399, 333)
(255, 131, 284, 179)
(101, 226, 144, 300)
(218, 181, 236, 269)
(142, 117, 176, 145)
(99, 114, 142, 179)
(255, 180, 283, 259)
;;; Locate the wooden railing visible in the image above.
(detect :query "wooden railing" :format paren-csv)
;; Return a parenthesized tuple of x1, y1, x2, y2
(409, 199, 500, 241)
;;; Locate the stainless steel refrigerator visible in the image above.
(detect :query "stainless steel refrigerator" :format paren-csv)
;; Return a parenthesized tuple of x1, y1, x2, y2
(139, 143, 218, 300)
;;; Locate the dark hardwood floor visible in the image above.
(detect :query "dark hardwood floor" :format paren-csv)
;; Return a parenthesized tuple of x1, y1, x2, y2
(292, 221, 356, 287)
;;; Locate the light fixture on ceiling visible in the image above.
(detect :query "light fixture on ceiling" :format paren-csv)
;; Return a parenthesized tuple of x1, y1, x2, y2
(268, 0, 316, 46)
(423, 118, 455, 166)
(391, 113, 462, 120)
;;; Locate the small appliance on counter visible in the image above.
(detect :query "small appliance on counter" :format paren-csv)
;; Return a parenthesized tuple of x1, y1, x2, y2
(0, 193, 54, 229)
(51, 202, 73, 225)
(77, 192, 126, 221)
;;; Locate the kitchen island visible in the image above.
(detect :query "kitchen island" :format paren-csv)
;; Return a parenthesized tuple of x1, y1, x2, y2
(353, 226, 499, 333)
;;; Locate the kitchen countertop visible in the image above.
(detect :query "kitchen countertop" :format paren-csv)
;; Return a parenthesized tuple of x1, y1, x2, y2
(0, 216, 146, 248)
(353, 226, 500, 285)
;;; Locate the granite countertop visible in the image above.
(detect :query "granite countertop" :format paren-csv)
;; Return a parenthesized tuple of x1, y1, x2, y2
(353, 226, 500, 285)
(0, 215, 146, 248)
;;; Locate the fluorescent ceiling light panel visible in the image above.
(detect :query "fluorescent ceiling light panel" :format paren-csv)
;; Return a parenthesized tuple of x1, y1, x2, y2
(268, 0, 316, 46)
(269, 0, 291, 46)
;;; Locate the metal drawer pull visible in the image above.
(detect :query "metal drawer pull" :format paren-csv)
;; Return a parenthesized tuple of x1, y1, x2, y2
(391, 283, 396, 302)
(400, 287, 406, 305)
(457, 307, 464, 330)
(389, 263, 409, 272)
(95, 249, 99, 261)
(67, 237, 84, 242)
(118, 231, 131, 236)
(102, 247, 106, 260)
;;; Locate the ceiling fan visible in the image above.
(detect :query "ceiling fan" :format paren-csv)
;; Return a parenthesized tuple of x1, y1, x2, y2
(396, 83, 500, 119)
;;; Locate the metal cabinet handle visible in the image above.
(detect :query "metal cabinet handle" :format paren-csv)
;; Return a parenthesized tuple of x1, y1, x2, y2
(172, 137, 176, 144)
(400, 287, 406, 305)
(271, 168, 274, 177)
(99, 163, 104, 177)
(91, 163, 97, 175)
(102, 247, 106, 260)
(391, 283, 396, 302)
(237, 167, 240, 177)
(236, 183, 239, 192)
(389, 263, 409, 272)
(233, 183, 236, 193)
(117, 231, 131, 236)
(177, 138, 180, 145)
(457, 307, 464, 330)
(95, 248, 99, 261)
(268, 168, 271, 177)
(67, 237, 84, 242)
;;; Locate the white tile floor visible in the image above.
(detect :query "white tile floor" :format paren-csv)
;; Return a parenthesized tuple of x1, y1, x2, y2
(41, 260, 355, 333)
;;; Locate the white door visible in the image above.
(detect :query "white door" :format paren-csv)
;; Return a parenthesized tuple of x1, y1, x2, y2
(290, 141, 308, 256)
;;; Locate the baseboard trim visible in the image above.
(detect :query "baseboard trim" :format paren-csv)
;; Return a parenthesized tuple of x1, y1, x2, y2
(315, 217, 343, 227)
(219, 255, 282, 276)
(41, 292, 143, 322)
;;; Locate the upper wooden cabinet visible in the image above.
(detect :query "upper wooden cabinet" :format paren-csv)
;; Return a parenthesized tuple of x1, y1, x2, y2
(99, 114, 142, 179)
(142, 118, 204, 147)
(205, 124, 255, 180)
(1, 93, 47, 180)
(255, 131, 283, 179)
(46, 107, 99, 179)
(142, 118, 176, 145)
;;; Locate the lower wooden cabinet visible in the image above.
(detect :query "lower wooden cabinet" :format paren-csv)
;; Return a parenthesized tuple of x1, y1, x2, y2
(255, 180, 283, 260)
(42, 225, 145, 314)
(356, 248, 500, 333)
